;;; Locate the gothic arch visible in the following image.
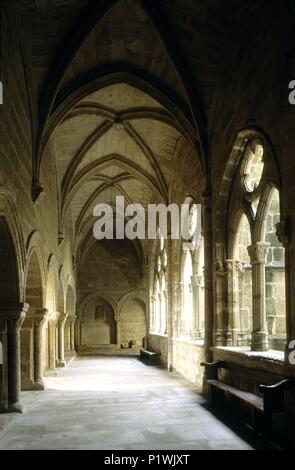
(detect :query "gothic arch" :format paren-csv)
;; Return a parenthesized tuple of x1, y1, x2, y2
(79, 292, 118, 321)
(0, 187, 25, 302)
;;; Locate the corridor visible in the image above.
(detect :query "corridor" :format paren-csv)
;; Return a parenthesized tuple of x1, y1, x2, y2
(0, 357, 259, 451)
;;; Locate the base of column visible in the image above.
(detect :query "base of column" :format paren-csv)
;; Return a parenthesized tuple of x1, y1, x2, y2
(0, 401, 9, 413)
(44, 369, 58, 377)
(21, 379, 35, 391)
(215, 329, 224, 346)
(251, 331, 269, 351)
(33, 380, 45, 391)
(8, 402, 25, 414)
(57, 360, 66, 368)
(225, 331, 233, 347)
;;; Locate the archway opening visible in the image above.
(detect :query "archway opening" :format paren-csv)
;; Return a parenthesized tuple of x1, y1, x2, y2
(22, 251, 43, 390)
(0, 217, 20, 407)
(265, 188, 286, 351)
(82, 298, 116, 347)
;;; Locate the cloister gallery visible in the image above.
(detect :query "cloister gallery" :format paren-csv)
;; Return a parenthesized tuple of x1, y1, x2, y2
(0, 0, 295, 451)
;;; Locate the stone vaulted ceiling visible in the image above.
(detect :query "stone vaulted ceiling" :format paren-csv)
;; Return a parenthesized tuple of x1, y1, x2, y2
(16, 0, 291, 262)
(23, 0, 204, 261)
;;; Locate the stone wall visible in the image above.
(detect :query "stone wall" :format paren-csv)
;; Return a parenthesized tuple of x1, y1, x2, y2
(172, 339, 205, 390)
(148, 334, 168, 367)
(120, 299, 146, 349)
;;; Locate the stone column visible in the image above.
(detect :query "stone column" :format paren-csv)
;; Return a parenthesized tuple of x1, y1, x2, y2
(174, 282, 182, 337)
(248, 242, 270, 351)
(275, 220, 292, 363)
(20, 314, 35, 391)
(178, 281, 186, 336)
(225, 260, 240, 346)
(48, 312, 59, 371)
(202, 191, 214, 362)
(191, 273, 204, 339)
(70, 319, 75, 352)
(150, 294, 156, 333)
(115, 317, 121, 350)
(166, 234, 173, 371)
(0, 316, 8, 411)
(214, 262, 227, 346)
(6, 304, 28, 412)
(74, 318, 81, 351)
(159, 293, 166, 335)
(33, 308, 48, 390)
(57, 312, 68, 367)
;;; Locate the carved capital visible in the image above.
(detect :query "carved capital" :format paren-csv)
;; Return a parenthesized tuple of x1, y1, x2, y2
(7, 311, 26, 331)
(34, 308, 48, 328)
(225, 259, 234, 275)
(235, 261, 245, 276)
(48, 311, 60, 328)
(58, 312, 68, 327)
(191, 274, 203, 286)
(247, 242, 270, 263)
(1, 303, 28, 331)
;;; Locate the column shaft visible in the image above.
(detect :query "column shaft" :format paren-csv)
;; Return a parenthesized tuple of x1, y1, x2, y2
(34, 309, 48, 390)
(6, 305, 28, 412)
(248, 242, 270, 351)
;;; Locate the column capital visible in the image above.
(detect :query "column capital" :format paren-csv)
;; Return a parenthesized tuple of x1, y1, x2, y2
(34, 308, 48, 327)
(58, 312, 68, 327)
(225, 259, 235, 275)
(191, 273, 203, 287)
(215, 261, 226, 276)
(2, 303, 29, 331)
(48, 311, 60, 327)
(247, 242, 270, 263)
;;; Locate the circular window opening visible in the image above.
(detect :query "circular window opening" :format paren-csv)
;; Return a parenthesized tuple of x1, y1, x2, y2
(244, 144, 264, 192)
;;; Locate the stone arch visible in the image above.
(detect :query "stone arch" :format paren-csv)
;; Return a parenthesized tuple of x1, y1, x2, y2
(0, 216, 21, 305)
(25, 231, 46, 303)
(57, 266, 66, 314)
(64, 278, 77, 353)
(215, 127, 281, 262)
(80, 295, 117, 348)
(45, 255, 59, 313)
(21, 248, 44, 390)
(0, 188, 25, 303)
(0, 214, 23, 409)
(79, 292, 117, 320)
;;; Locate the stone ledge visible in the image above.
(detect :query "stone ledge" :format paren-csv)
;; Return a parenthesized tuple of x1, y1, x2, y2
(172, 337, 205, 348)
(212, 346, 295, 378)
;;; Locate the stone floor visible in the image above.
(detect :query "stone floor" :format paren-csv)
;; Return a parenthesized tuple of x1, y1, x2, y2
(0, 357, 270, 450)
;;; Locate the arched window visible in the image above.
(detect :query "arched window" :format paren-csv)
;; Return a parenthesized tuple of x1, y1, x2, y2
(265, 189, 286, 351)
(181, 248, 193, 337)
(151, 234, 168, 335)
(227, 138, 286, 352)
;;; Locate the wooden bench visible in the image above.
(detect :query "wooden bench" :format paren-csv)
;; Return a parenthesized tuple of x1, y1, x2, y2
(201, 361, 294, 434)
(139, 348, 160, 365)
